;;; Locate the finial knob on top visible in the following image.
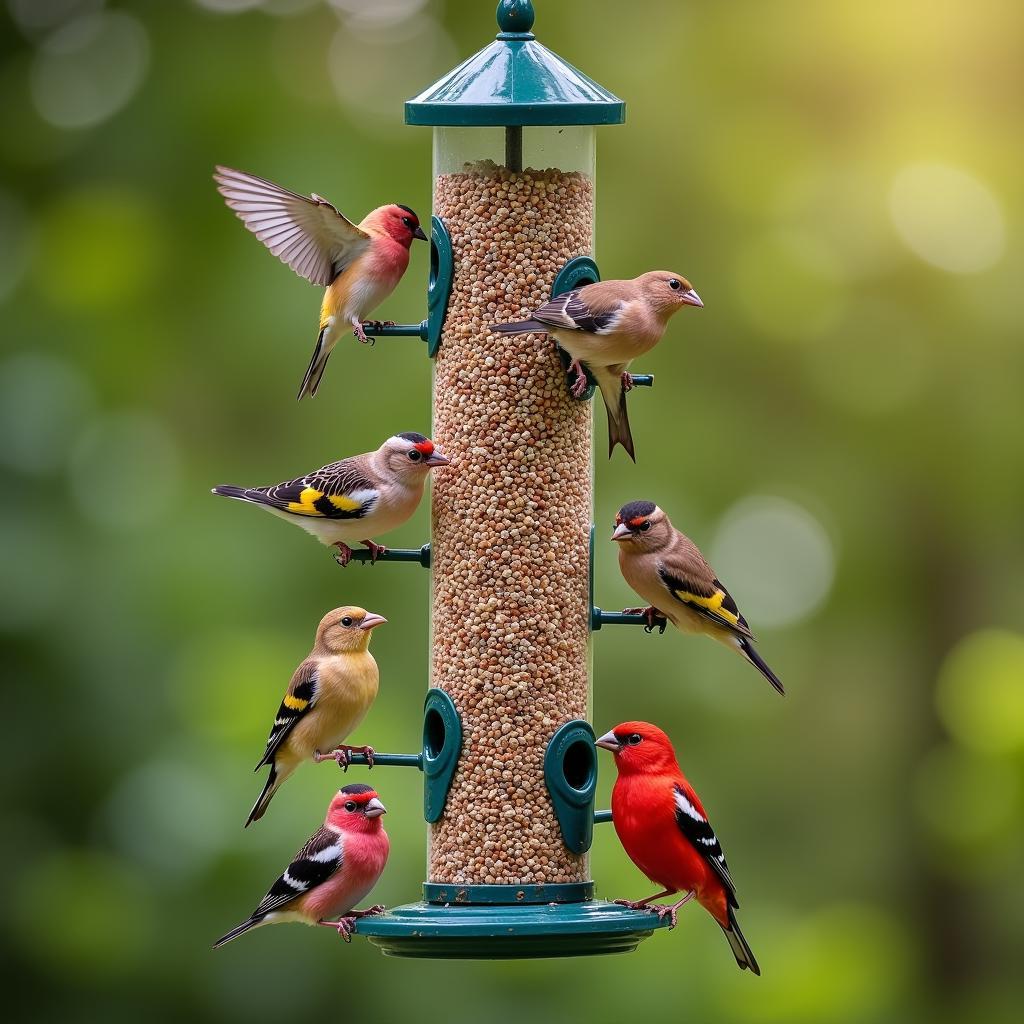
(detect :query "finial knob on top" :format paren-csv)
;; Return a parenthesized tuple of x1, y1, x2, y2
(496, 0, 536, 37)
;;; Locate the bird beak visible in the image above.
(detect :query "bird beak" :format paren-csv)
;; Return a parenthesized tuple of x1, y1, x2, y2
(611, 523, 632, 542)
(413, 225, 428, 241)
(359, 613, 388, 631)
(595, 731, 622, 753)
(364, 797, 387, 818)
(425, 451, 450, 467)
(681, 288, 703, 308)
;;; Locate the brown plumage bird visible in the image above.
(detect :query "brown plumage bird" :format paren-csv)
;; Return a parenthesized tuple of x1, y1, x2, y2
(212, 432, 449, 567)
(494, 272, 702, 460)
(612, 501, 784, 695)
(245, 606, 387, 827)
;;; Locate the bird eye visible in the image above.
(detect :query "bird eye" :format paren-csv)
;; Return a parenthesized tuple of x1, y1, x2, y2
(344, 801, 357, 812)
(638, 521, 651, 531)
(341, 616, 353, 626)
(402, 216, 414, 228)
(627, 733, 643, 745)
(408, 449, 422, 462)
(668, 279, 682, 290)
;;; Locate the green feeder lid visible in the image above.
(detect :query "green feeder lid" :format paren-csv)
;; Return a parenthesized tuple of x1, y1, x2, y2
(405, 1, 624, 127)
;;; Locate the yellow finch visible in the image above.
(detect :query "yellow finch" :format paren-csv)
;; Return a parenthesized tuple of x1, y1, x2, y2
(214, 166, 427, 399)
(612, 501, 784, 695)
(494, 272, 702, 460)
(245, 606, 386, 827)
(212, 432, 449, 566)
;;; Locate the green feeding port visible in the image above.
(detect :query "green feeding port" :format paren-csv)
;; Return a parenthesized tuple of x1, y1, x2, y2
(422, 689, 461, 822)
(544, 720, 598, 854)
(426, 215, 452, 356)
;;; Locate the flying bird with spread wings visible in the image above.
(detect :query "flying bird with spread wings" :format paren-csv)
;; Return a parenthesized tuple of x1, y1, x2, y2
(214, 166, 427, 398)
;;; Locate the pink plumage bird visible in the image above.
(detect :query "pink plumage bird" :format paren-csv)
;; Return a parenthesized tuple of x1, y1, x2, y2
(213, 784, 390, 947)
(214, 166, 427, 399)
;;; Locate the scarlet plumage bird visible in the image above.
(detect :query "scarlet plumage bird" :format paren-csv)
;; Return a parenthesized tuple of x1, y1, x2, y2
(597, 721, 760, 974)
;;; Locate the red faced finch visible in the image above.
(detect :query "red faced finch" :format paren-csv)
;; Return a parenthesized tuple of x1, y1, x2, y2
(214, 166, 427, 399)
(612, 500, 784, 695)
(494, 272, 702, 460)
(212, 432, 449, 567)
(244, 606, 386, 828)
(214, 784, 390, 947)
(597, 722, 760, 975)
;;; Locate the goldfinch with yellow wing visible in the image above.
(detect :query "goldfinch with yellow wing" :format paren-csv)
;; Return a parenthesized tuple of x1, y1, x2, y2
(214, 166, 427, 399)
(212, 432, 448, 566)
(612, 501, 784, 695)
(245, 606, 386, 827)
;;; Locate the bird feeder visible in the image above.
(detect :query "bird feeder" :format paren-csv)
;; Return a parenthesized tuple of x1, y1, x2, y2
(355, 1, 670, 958)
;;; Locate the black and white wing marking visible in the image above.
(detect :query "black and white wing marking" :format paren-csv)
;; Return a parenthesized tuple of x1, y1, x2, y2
(249, 826, 344, 921)
(657, 565, 754, 640)
(256, 662, 319, 770)
(530, 290, 623, 334)
(218, 457, 380, 520)
(674, 783, 738, 908)
(214, 166, 371, 286)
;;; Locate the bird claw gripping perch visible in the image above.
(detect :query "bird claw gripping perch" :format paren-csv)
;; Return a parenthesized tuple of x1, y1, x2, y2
(352, 321, 373, 346)
(568, 358, 591, 398)
(623, 607, 668, 634)
(319, 916, 358, 942)
(333, 542, 354, 567)
(360, 540, 388, 564)
(621, 371, 634, 392)
(365, 320, 397, 331)
(314, 744, 377, 771)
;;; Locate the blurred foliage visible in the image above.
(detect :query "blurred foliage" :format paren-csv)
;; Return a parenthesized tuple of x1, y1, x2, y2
(1, 1, 1022, 1022)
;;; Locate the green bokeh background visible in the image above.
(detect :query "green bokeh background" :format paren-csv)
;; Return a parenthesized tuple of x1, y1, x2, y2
(2, 1, 1022, 1021)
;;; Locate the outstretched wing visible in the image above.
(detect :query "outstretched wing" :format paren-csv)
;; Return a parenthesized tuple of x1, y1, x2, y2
(250, 826, 344, 920)
(256, 661, 319, 770)
(216, 456, 380, 521)
(673, 782, 737, 908)
(214, 166, 371, 286)
(528, 289, 623, 334)
(657, 562, 754, 640)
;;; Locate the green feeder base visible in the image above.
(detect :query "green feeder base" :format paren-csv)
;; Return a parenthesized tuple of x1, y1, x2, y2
(357, 899, 671, 959)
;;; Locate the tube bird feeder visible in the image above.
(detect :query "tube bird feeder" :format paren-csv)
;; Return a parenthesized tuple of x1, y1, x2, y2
(357, 0, 669, 958)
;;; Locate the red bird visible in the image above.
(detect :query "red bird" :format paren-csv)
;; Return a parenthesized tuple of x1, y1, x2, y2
(597, 721, 760, 974)
(213, 784, 389, 947)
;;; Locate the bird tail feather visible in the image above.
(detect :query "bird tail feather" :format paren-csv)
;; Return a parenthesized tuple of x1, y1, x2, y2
(595, 370, 636, 462)
(721, 907, 761, 975)
(493, 320, 547, 335)
(213, 916, 261, 949)
(211, 484, 255, 502)
(245, 764, 280, 828)
(737, 637, 785, 695)
(297, 326, 332, 400)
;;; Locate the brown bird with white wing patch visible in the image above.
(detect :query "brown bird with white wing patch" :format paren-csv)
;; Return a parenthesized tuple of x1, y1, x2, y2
(494, 272, 702, 460)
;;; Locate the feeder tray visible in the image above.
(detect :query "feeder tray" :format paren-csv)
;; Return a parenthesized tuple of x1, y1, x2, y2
(358, 898, 670, 960)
